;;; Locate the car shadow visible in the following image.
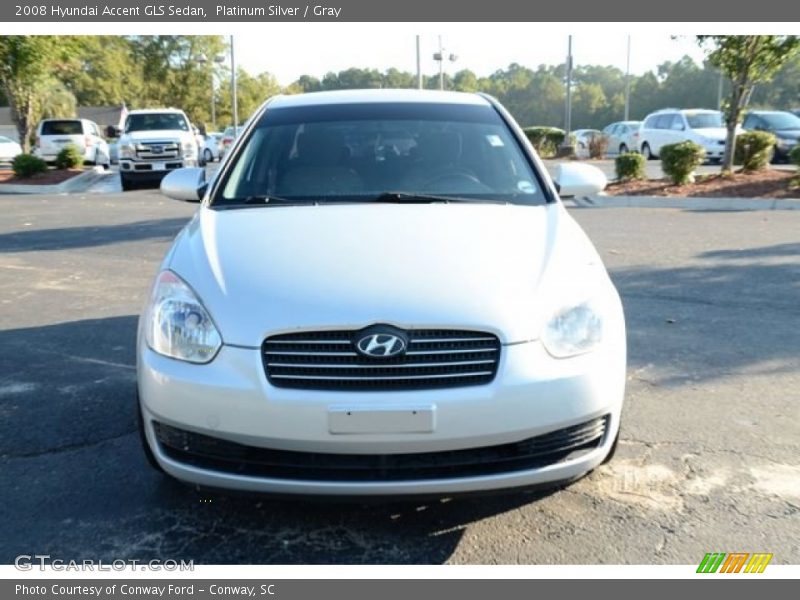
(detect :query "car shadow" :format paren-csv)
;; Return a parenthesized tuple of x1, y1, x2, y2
(610, 240, 800, 387)
(0, 218, 189, 253)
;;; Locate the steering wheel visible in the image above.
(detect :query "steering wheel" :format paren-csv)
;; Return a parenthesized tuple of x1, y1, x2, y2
(421, 169, 490, 192)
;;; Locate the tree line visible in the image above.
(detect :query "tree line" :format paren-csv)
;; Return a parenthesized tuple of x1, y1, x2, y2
(1, 35, 799, 152)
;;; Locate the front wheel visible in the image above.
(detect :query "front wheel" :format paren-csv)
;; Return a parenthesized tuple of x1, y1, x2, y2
(641, 142, 655, 160)
(203, 148, 214, 163)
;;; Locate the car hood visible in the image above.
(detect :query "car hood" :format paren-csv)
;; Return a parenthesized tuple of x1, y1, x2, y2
(775, 129, 800, 140)
(123, 129, 193, 142)
(166, 202, 603, 347)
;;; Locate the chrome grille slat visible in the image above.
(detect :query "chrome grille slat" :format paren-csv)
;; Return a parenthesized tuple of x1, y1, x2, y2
(270, 371, 494, 381)
(263, 328, 501, 391)
(268, 359, 496, 369)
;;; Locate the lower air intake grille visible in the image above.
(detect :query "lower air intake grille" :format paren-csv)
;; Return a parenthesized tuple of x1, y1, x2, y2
(153, 416, 609, 482)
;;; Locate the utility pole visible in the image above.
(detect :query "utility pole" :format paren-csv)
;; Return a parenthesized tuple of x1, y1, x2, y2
(564, 35, 573, 140)
(416, 35, 422, 89)
(230, 35, 238, 135)
(624, 35, 631, 121)
(438, 36, 444, 90)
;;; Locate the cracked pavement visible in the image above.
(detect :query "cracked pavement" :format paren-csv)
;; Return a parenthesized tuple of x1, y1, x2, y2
(1, 190, 798, 564)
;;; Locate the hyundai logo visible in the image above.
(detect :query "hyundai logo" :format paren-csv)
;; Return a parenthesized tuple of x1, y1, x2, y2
(356, 332, 407, 358)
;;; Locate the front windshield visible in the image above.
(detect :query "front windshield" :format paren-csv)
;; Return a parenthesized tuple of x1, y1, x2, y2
(761, 112, 800, 130)
(686, 112, 723, 129)
(125, 113, 189, 133)
(215, 102, 544, 206)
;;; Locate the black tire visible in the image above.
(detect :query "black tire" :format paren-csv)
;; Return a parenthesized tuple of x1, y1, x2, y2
(619, 143, 629, 154)
(137, 395, 164, 474)
(120, 174, 135, 191)
(642, 142, 655, 160)
(203, 148, 214, 163)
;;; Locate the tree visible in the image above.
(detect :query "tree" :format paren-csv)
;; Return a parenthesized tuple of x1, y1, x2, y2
(0, 36, 81, 151)
(697, 35, 800, 172)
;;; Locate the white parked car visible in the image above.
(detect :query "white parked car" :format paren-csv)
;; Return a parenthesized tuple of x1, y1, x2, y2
(34, 118, 110, 168)
(0, 135, 22, 162)
(139, 90, 626, 497)
(638, 109, 733, 162)
(602, 121, 642, 155)
(202, 132, 223, 163)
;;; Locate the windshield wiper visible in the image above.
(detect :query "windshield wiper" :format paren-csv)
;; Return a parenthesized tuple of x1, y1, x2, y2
(369, 192, 507, 205)
(224, 195, 315, 207)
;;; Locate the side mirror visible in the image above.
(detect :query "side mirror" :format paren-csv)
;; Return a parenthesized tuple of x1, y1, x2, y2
(553, 163, 607, 198)
(160, 167, 207, 202)
(106, 125, 121, 138)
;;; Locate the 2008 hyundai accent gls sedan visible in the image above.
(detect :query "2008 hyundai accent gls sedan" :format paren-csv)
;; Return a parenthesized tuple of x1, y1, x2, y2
(138, 89, 626, 496)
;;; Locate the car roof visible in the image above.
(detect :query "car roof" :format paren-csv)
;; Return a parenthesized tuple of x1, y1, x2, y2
(127, 108, 186, 115)
(267, 89, 492, 109)
(747, 110, 792, 115)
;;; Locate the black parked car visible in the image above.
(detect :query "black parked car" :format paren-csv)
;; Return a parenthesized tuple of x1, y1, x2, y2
(742, 110, 800, 162)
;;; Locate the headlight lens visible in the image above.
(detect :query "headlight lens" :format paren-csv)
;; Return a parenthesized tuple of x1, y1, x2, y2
(145, 270, 222, 363)
(182, 141, 197, 157)
(119, 143, 135, 158)
(541, 301, 603, 358)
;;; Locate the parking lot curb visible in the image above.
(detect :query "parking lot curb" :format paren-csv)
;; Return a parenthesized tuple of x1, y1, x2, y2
(0, 167, 106, 195)
(568, 195, 800, 211)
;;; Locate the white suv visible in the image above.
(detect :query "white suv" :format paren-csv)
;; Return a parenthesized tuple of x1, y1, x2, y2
(117, 109, 199, 191)
(638, 109, 729, 162)
(35, 118, 110, 168)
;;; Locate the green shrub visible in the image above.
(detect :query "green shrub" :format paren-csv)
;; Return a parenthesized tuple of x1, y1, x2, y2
(660, 141, 706, 185)
(523, 126, 566, 158)
(588, 134, 609, 159)
(734, 131, 776, 171)
(615, 152, 646, 182)
(55, 144, 84, 170)
(789, 144, 800, 168)
(11, 153, 47, 179)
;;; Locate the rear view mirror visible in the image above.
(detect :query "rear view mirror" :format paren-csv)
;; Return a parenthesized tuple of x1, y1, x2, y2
(160, 167, 207, 202)
(553, 163, 607, 198)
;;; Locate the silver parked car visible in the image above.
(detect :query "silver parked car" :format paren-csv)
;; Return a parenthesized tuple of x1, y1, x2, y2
(139, 90, 626, 497)
(602, 121, 642, 155)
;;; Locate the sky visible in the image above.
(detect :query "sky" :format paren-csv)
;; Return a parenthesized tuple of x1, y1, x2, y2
(233, 25, 708, 85)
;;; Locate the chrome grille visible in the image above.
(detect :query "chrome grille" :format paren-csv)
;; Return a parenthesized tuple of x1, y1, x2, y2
(263, 328, 501, 390)
(136, 141, 180, 160)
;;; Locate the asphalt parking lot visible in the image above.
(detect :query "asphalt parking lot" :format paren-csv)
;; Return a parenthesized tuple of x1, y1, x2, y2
(1, 189, 798, 564)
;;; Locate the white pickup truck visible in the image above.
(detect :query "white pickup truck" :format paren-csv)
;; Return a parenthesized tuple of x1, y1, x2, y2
(117, 108, 199, 191)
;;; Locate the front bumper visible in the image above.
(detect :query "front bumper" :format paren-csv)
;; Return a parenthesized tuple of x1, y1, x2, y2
(138, 337, 625, 496)
(120, 157, 198, 177)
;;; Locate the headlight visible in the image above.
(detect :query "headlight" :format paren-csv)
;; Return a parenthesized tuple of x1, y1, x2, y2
(776, 137, 793, 149)
(541, 301, 603, 358)
(182, 141, 197, 158)
(119, 143, 135, 159)
(144, 270, 222, 363)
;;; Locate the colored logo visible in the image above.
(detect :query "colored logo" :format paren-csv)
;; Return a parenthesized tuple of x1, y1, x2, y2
(697, 552, 773, 573)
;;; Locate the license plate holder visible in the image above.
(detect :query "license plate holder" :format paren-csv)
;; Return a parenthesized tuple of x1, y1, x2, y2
(328, 404, 435, 434)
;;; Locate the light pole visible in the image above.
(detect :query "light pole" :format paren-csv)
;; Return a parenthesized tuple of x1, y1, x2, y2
(624, 35, 631, 121)
(196, 52, 226, 130)
(230, 35, 238, 135)
(416, 35, 422, 89)
(563, 35, 573, 145)
(432, 36, 457, 90)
